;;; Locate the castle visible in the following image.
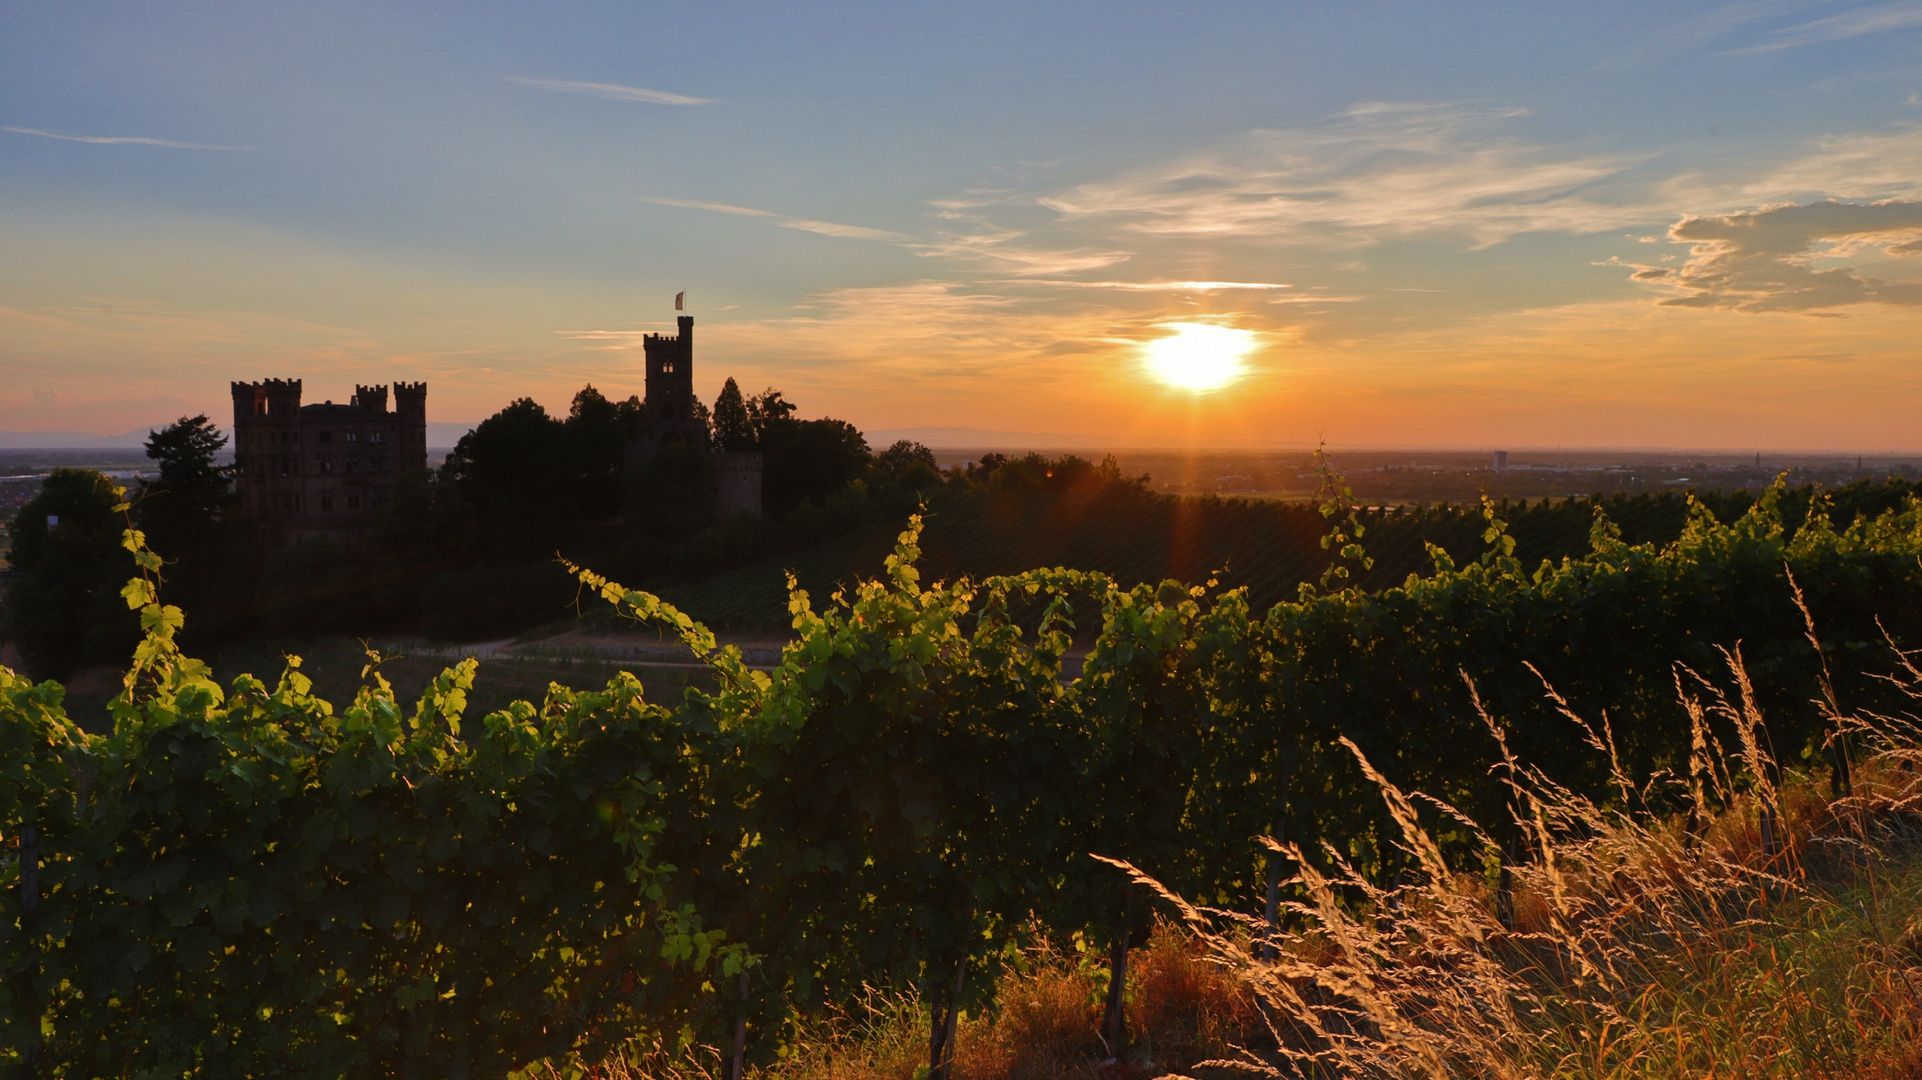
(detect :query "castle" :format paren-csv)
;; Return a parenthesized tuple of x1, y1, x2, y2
(230, 379, 428, 543)
(630, 315, 762, 520)
(231, 313, 758, 544)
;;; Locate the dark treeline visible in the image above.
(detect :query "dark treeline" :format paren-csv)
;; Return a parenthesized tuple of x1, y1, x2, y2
(661, 450, 1922, 629)
(8, 398, 1920, 681)
(0, 381, 943, 680)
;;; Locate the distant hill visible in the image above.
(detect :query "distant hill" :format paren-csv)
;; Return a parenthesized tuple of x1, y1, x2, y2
(864, 427, 1315, 451)
(0, 421, 476, 450)
(0, 428, 154, 449)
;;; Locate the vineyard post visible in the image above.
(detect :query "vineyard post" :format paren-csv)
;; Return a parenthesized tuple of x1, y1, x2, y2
(1497, 833, 1520, 932)
(1101, 885, 1135, 1059)
(19, 821, 42, 1077)
(728, 969, 748, 1080)
(927, 956, 966, 1080)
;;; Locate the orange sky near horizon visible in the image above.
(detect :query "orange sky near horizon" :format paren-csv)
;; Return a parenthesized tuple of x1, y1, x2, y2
(7, 6, 1922, 451)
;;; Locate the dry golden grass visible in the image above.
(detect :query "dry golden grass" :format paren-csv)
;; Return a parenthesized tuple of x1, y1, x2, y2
(1123, 650, 1922, 1080)
(544, 646, 1922, 1080)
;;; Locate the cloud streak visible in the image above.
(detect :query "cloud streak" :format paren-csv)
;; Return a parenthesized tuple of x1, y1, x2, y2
(999, 279, 1293, 291)
(1628, 199, 1922, 312)
(1036, 102, 1645, 247)
(640, 196, 907, 241)
(504, 76, 712, 106)
(1728, 2, 1922, 53)
(3, 126, 247, 149)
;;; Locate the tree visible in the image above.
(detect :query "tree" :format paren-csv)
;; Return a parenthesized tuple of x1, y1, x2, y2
(1, 469, 136, 680)
(712, 378, 756, 451)
(142, 416, 228, 508)
(626, 444, 720, 542)
(876, 440, 939, 488)
(745, 388, 797, 445)
(565, 385, 630, 519)
(134, 416, 254, 643)
(761, 419, 872, 518)
(442, 398, 569, 559)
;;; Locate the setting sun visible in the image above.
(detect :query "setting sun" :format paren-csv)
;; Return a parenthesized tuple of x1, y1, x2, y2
(1140, 322, 1258, 392)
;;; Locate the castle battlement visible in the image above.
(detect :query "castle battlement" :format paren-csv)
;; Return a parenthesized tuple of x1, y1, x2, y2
(230, 378, 429, 546)
(352, 384, 390, 412)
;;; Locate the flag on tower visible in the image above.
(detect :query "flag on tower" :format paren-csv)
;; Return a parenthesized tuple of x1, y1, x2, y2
(675, 290, 685, 311)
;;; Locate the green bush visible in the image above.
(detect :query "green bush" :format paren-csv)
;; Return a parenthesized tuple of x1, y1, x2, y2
(9, 481, 1922, 1075)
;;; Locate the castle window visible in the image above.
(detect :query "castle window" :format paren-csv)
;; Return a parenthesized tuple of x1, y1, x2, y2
(320, 493, 334, 513)
(346, 431, 359, 443)
(370, 431, 382, 443)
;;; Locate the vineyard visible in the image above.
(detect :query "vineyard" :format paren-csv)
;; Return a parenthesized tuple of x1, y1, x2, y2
(6, 477, 1922, 1077)
(660, 458, 1917, 630)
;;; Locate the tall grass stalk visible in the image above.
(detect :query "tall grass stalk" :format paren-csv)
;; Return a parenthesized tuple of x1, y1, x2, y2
(1117, 647, 1922, 1079)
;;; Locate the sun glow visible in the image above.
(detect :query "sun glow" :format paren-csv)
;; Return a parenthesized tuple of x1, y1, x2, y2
(1139, 322, 1257, 392)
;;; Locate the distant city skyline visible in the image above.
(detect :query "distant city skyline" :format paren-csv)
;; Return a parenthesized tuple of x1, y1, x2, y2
(5, 2, 1922, 449)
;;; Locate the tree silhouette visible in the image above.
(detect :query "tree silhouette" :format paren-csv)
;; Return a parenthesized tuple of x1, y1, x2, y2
(712, 378, 756, 451)
(745, 388, 797, 444)
(1, 469, 136, 679)
(135, 415, 254, 643)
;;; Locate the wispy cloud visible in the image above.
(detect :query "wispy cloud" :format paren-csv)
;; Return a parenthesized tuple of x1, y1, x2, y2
(997, 279, 1293, 291)
(1034, 102, 1646, 247)
(1596, 0, 1808, 69)
(3, 126, 247, 149)
(640, 195, 907, 241)
(641, 196, 776, 218)
(1734, 124, 1922, 200)
(1626, 199, 1922, 312)
(504, 76, 712, 105)
(1728, 1, 1922, 52)
(913, 222, 1132, 276)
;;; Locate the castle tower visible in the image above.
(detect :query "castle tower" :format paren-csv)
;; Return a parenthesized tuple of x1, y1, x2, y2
(231, 378, 303, 533)
(352, 384, 389, 412)
(641, 315, 705, 448)
(393, 382, 428, 472)
(263, 378, 302, 421)
(625, 309, 760, 516)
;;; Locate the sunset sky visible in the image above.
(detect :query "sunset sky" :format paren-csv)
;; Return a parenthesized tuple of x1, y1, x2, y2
(5, 2, 1922, 449)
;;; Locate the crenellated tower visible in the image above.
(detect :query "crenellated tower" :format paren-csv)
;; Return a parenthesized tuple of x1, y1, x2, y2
(352, 384, 389, 412)
(640, 315, 706, 449)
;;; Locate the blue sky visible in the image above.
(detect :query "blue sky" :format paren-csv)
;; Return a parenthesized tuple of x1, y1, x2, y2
(5, 2, 1922, 447)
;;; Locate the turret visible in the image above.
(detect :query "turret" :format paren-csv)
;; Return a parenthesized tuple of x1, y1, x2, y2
(352, 384, 389, 412)
(642, 317, 699, 431)
(231, 381, 267, 423)
(263, 378, 303, 420)
(393, 382, 427, 421)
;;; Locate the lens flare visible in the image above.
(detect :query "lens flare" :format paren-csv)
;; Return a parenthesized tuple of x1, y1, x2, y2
(1139, 322, 1257, 392)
